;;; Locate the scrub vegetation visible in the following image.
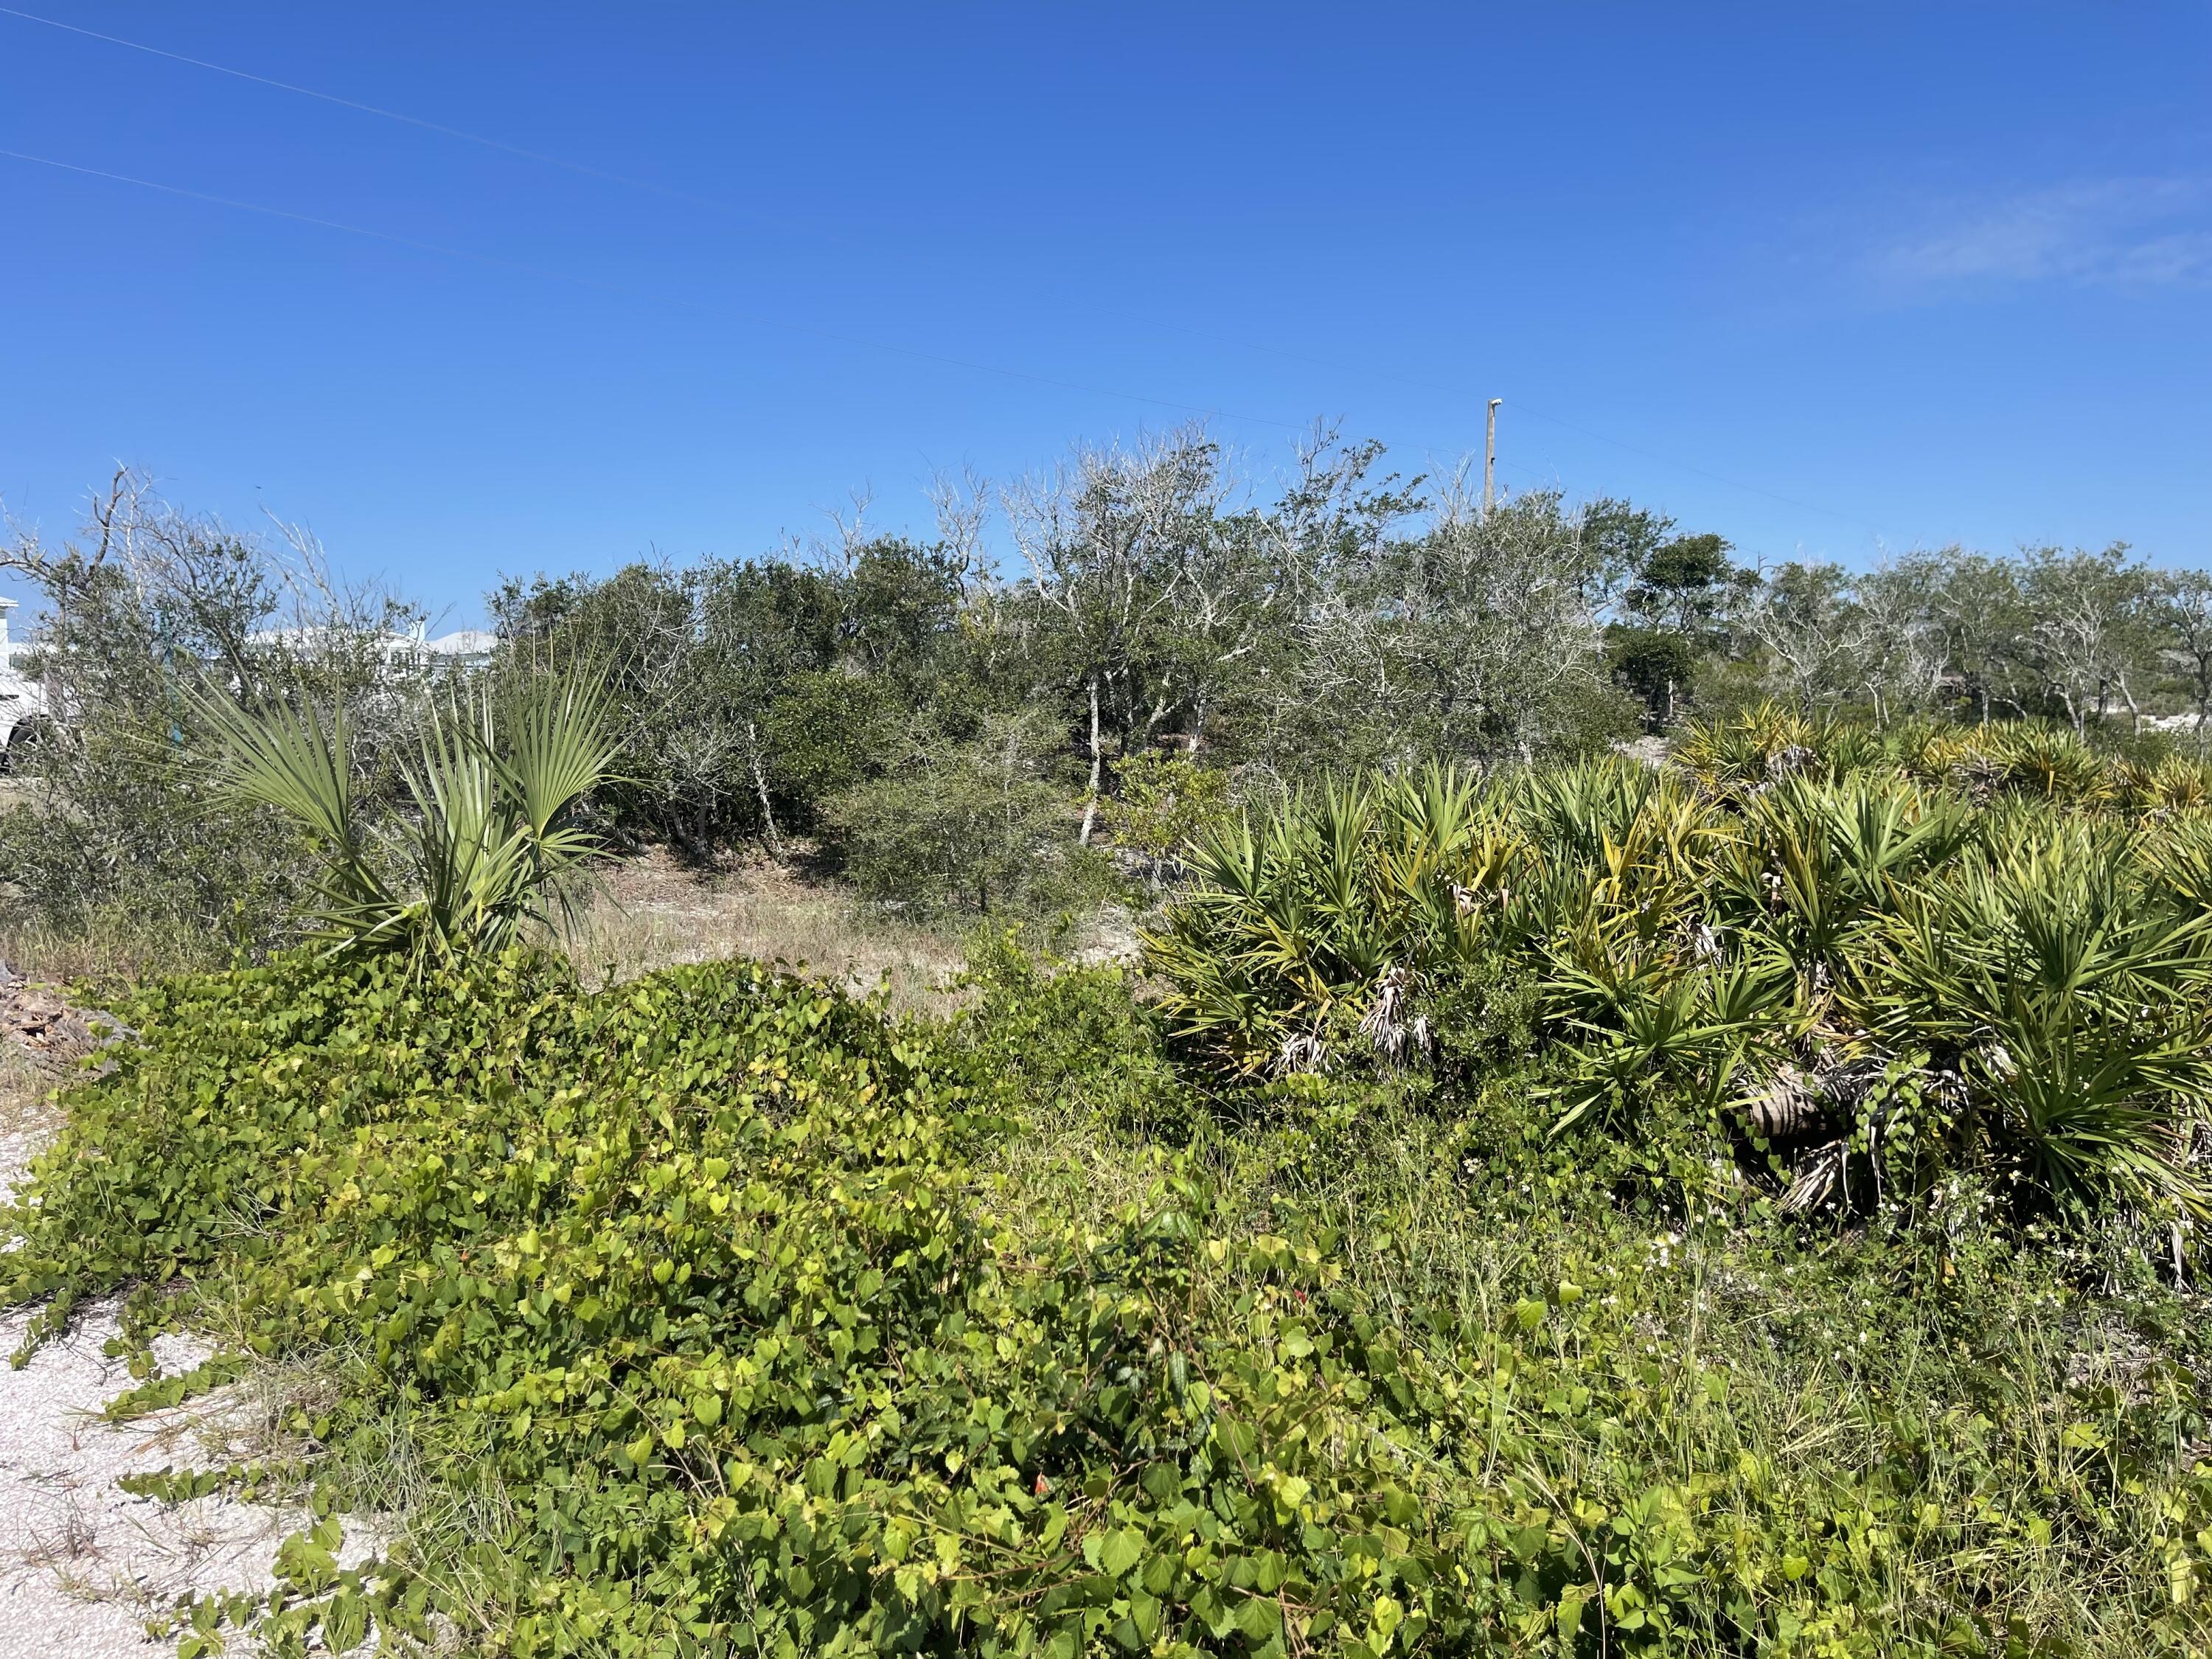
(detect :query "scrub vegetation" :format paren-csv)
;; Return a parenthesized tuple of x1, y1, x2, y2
(4, 444, 2212, 1657)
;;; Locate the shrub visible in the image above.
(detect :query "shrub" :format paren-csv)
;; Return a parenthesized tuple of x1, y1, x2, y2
(195, 670, 618, 962)
(1144, 765, 1522, 1077)
(1148, 740, 2212, 1244)
(1848, 818, 2212, 1219)
(1106, 750, 1231, 885)
(9, 950, 2212, 1655)
(0, 491, 425, 968)
(953, 926, 1203, 1138)
(824, 717, 1107, 916)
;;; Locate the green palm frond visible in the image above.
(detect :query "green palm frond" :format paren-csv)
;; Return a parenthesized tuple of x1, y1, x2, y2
(1148, 740, 2212, 1225)
(196, 669, 616, 964)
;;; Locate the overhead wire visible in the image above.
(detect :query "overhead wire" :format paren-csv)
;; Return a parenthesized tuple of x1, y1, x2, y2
(0, 5, 1877, 532)
(4, 145, 1560, 484)
(0, 4, 728, 212)
(0, 147, 1315, 436)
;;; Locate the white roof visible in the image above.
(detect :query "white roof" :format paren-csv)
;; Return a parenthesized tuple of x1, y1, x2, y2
(423, 630, 498, 656)
(246, 627, 497, 658)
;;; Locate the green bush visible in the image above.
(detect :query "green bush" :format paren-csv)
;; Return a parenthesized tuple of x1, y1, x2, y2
(825, 718, 1111, 917)
(10, 948, 2212, 1655)
(0, 511, 425, 969)
(195, 670, 617, 963)
(953, 927, 1203, 1138)
(1147, 734, 2212, 1240)
(1105, 751, 1232, 886)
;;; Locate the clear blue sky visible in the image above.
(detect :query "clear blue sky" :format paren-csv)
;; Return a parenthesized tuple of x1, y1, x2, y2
(3, 3, 2208, 626)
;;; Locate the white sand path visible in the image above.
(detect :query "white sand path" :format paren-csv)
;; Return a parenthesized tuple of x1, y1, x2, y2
(0, 1104, 375, 1656)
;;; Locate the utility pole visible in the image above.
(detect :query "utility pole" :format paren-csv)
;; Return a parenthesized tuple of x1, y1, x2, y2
(1483, 398, 1501, 518)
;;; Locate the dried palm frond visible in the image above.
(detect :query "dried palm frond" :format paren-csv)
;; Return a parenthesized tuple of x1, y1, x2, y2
(1408, 1014, 1435, 1062)
(1779, 1139, 1849, 1216)
(1273, 1029, 1330, 1077)
(1742, 1065, 1826, 1141)
(1767, 742, 1818, 782)
(1360, 964, 1413, 1064)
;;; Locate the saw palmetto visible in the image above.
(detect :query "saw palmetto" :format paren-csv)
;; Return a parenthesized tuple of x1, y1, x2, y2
(194, 671, 618, 964)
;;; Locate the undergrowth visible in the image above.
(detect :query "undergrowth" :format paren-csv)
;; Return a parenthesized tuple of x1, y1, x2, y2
(3, 939, 2211, 1657)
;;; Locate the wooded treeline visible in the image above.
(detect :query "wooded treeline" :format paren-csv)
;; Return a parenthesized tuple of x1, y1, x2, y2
(3, 429, 2208, 939)
(490, 427, 2212, 874)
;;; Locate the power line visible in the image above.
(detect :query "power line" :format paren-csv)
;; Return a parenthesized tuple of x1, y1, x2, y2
(0, 4, 1891, 538)
(0, 147, 1554, 484)
(0, 4, 728, 212)
(0, 147, 1315, 437)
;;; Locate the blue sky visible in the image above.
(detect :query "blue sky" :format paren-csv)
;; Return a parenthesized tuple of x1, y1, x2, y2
(2, 3, 2208, 626)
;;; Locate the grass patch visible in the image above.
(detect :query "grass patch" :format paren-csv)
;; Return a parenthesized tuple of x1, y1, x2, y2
(0, 901, 237, 987)
(560, 849, 968, 1014)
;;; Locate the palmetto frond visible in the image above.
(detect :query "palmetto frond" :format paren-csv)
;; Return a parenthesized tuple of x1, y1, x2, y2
(1149, 731, 2212, 1225)
(197, 670, 616, 964)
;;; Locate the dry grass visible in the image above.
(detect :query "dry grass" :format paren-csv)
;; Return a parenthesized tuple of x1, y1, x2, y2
(561, 851, 968, 1016)
(0, 912, 224, 987)
(2, 845, 975, 1008)
(0, 1037, 59, 1150)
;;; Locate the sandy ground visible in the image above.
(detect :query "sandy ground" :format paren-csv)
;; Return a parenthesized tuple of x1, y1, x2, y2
(568, 849, 1139, 998)
(0, 1061, 372, 1656)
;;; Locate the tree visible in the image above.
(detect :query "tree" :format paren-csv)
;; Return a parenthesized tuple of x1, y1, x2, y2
(1925, 552, 2028, 724)
(2156, 571, 2212, 754)
(2015, 544, 2154, 734)
(1004, 427, 1234, 843)
(0, 471, 422, 952)
(1747, 561, 1868, 710)
(1624, 532, 1747, 636)
(1853, 554, 1950, 723)
(1607, 526, 1752, 727)
(1279, 478, 1636, 768)
(489, 540, 970, 860)
(1607, 630, 1700, 728)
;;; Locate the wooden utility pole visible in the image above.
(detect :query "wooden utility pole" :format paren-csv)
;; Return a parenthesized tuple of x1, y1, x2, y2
(1483, 398, 1501, 517)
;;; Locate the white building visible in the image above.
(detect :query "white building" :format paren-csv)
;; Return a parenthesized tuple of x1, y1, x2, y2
(415, 628, 499, 669)
(0, 609, 498, 764)
(0, 599, 49, 760)
(244, 625, 499, 672)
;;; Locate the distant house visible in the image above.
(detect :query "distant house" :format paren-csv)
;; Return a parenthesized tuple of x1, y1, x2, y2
(0, 611, 502, 767)
(415, 628, 500, 669)
(0, 599, 50, 762)
(243, 625, 500, 673)
(1, 611, 504, 764)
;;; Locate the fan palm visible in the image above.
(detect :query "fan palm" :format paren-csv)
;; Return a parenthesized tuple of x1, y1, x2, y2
(1855, 826, 2212, 1215)
(195, 671, 618, 961)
